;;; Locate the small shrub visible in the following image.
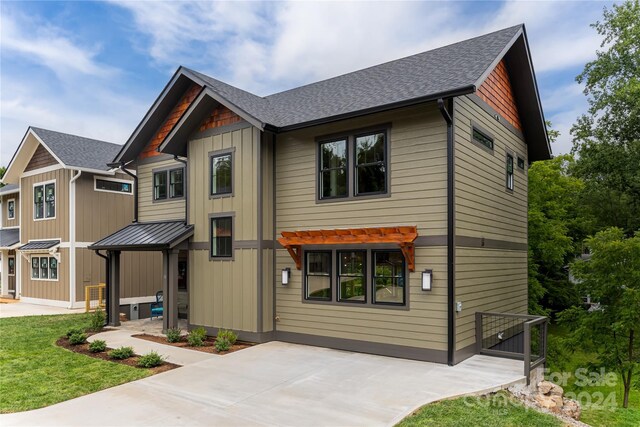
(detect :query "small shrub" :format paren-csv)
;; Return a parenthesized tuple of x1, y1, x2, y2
(137, 351, 165, 368)
(109, 346, 134, 360)
(165, 327, 182, 343)
(69, 333, 87, 345)
(89, 307, 106, 331)
(215, 338, 231, 352)
(216, 329, 237, 345)
(88, 340, 107, 353)
(66, 327, 84, 338)
(187, 327, 207, 347)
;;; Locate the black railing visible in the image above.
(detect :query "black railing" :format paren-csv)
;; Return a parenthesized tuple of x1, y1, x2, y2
(476, 312, 548, 384)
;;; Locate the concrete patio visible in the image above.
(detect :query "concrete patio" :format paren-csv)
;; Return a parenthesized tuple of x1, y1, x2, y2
(0, 341, 525, 427)
(0, 301, 84, 318)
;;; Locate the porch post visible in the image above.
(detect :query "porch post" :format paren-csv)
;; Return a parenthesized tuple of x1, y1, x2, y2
(162, 249, 179, 331)
(108, 250, 121, 327)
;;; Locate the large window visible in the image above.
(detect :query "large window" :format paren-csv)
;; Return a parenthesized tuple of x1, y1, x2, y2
(95, 178, 133, 194)
(210, 216, 233, 258)
(8, 256, 15, 276)
(153, 168, 184, 201)
(31, 256, 58, 281)
(7, 199, 15, 219)
(319, 139, 347, 199)
(34, 182, 55, 219)
(210, 152, 233, 196)
(318, 128, 388, 200)
(305, 252, 331, 300)
(303, 249, 406, 307)
(506, 154, 514, 191)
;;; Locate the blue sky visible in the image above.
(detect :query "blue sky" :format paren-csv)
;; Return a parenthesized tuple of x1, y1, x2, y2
(0, 1, 613, 166)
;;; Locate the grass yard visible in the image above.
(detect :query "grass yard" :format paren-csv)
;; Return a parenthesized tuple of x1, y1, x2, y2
(547, 324, 640, 427)
(0, 314, 149, 413)
(397, 391, 561, 427)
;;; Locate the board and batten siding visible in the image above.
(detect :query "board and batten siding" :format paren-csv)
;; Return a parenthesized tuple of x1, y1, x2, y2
(20, 169, 71, 243)
(274, 103, 449, 352)
(453, 95, 528, 358)
(188, 124, 261, 333)
(2, 193, 20, 228)
(20, 247, 70, 301)
(137, 158, 186, 222)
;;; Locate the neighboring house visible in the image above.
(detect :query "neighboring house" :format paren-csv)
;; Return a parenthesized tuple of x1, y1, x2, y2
(0, 184, 21, 298)
(1, 127, 161, 313)
(91, 24, 551, 365)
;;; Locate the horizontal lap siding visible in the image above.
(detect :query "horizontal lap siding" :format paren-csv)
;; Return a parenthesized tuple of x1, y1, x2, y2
(20, 247, 70, 301)
(275, 104, 448, 350)
(138, 159, 186, 222)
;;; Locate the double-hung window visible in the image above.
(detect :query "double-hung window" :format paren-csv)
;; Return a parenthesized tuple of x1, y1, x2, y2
(318, 127, 388, 200)
(210, 152, 233, 196)
(372, 251, 405, 305)
(7, 199, 15, 219)
(210, 216, 233, 258)
(338, 251, 366, 303)
(506, 154, 514, 191)
(305, 252, 331, 300)
(31, 256, 58, 281)
(34, 182, 55, 219)
(153, 168, 184, 201)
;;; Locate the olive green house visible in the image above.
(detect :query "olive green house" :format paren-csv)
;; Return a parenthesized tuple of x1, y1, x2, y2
(92, 25, 550, 365)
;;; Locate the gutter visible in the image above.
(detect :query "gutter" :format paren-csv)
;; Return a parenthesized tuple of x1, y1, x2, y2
(69, 170, 82, 309)
(173, 156, 188, 225)
(95, 250, 110, 326)
(111, 161, 138, 223)
(437, 98, 455, 366)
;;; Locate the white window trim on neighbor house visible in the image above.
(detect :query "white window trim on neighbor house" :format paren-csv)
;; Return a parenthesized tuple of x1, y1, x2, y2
(30, 254, 60, 282)
(7, 198, 16, 220)
(33, 179, 56, 221)
(93, 176, 134, 195)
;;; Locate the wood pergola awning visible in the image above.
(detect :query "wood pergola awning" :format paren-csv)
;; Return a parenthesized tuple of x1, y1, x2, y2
(277, 226, 418, 271)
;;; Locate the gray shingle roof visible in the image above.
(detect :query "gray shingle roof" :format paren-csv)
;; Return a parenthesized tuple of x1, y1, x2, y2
(19, 239, 60, 251)
(89, 221, 194, 251)
(30, 127, 122, 171)
(0, 228, 20, 248)
(0, 184, 19, 195)
(185, 25, 521, 128)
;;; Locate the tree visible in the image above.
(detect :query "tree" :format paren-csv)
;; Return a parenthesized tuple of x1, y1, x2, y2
(559, 228, 640, 408)
(0, 166, 5, 188)
(571, 0, 640, 234)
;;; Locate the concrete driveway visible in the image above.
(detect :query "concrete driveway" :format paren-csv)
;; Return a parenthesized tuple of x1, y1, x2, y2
(1, 342, 524, 427)
(0, 301, 84, 318)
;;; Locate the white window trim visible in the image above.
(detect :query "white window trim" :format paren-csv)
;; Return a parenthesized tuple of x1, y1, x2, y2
(8, 255, 16, 276)
(33, 179, 56, 221)
(30, 255, 59, 282)
(7, 198, 15, 220)
(93, 176, 134, 195)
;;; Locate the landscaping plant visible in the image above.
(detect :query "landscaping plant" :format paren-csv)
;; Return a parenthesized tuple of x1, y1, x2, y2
(89, 307, 106, 331)
(215, 338, 231, 352)
(68, 332, 88, 345)
(187, 327, 207, 347)
(109, 346, 134, 360)
(137, 351, 165, 368)
(216, 329, 237, 345)
(66, 327, 84, 338)
(165, 327, 182, 343)
(88, 340, 107, 353)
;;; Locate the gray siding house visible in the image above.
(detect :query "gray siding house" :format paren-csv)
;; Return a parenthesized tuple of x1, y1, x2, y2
(92, 24, 550, 365)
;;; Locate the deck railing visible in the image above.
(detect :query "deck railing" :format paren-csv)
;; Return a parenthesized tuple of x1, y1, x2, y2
(475, 311, 548, 384)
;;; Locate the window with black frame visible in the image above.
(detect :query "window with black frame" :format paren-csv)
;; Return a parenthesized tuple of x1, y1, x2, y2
(210, 216, 232, 258)
(337, 251, 366, 303)
(319, 139, 347, 199)
(373, 251, 406, 305)
(355, 132, 386, 196)
(8, 257, 15, 275)
(211, 153, 233, 196)
(506, 154, 514, 190)
(305, 251, 332, 300)
(169, 168, 184, 198)
(7, 200, 15, 219)
(153, 171, 167, 200)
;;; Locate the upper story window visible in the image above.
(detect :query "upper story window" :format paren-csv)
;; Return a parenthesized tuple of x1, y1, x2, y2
(95, 178, 133, 194)
(210, 215, 233, 258)
(506, 154, 514, 191)
(210, 151, 233, 196)
(517, 156, 525, 170)
(153, 168, 184, 201)
(7, 199, 15, 219)
(318, 127, 388, 201)
(34, 181, 55, 219)
(472, 126, 494, 150)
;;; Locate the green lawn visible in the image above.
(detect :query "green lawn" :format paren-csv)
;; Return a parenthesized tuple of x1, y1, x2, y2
(0, 313, 149, 413)
(547, 324, 640, 427)
(397, 391, 561, 427)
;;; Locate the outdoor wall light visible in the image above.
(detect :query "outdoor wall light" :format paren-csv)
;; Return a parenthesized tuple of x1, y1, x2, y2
(422, 269, 432, 291)
(282, 268, 291, 286)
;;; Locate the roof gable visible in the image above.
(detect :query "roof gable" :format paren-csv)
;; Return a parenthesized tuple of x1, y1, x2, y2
(25, 143, 59, 172)
(477, 59, 522, 131)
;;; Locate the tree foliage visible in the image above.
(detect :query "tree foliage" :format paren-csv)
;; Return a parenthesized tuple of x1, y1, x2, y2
(559, 228, 640, 408)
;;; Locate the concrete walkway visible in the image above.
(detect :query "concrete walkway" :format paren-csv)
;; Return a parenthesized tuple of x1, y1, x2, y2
(0, 341, 525, 427)
(0, 301, 84, 318)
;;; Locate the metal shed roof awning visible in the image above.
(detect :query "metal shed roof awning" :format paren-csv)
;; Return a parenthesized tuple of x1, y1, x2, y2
(0, 228, 20, 249)
(88, 221, 194, 251)
(277, 226, 418, 271)
(19, 239, 60, 252)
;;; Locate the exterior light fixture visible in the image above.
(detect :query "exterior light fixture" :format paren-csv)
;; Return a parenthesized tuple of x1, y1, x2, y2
(422, 269, 432, 291)
(282, 268, 291, 285)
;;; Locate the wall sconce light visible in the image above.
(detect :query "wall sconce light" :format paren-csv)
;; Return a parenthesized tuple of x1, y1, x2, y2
(422, 269, 432, 291)
(282, 268, 291, 286)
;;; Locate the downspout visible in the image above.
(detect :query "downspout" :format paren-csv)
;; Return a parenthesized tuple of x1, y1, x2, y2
(117, 162, 138, 223)
(95, 250, 110, 326)
(69, 170, 82, 308)
(173, 156, 188, 224)
(438, 98, 455, 366)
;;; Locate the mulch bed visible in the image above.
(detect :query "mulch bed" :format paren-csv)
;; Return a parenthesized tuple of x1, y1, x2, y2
(56, 333, 180, 374)
(132, 333, 255, 354)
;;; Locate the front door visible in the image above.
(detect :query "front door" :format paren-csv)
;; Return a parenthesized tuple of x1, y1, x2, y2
(178, 252, 188, 319)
